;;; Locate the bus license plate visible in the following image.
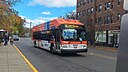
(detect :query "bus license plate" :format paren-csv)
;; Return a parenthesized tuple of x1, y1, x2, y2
(74, 47, 77, 48)
(73, 44, 78, 46)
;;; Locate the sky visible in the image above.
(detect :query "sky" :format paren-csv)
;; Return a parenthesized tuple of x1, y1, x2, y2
(14, 0, 76, 28)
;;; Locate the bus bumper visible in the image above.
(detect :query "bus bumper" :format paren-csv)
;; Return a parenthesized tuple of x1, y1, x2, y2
(61, 48, 88, 53)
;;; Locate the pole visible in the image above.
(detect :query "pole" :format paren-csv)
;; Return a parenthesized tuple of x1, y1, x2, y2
(29, 22, 32, 37)
(93, 0, 96, 47)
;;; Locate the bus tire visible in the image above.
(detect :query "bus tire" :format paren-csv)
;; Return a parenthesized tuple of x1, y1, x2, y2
(58, 50, 63, 55)
(34, 41, 37, 48)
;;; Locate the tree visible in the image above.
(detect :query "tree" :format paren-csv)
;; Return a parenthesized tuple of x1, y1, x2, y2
(0, 0, 25, 35)
(59, 11, 76, 20)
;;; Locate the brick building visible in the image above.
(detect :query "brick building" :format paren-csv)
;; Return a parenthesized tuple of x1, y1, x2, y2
(76, 0, 128, 47)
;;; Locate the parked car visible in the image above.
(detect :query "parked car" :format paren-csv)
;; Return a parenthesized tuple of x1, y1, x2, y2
(13, 35, 20, 41)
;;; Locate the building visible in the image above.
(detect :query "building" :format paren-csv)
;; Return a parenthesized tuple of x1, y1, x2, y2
(76, 0, 128, 47)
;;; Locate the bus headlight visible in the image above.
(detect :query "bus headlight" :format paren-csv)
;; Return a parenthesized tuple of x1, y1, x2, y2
(83, 45, 87, 48)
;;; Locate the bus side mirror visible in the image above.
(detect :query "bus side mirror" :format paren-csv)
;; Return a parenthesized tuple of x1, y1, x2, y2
(124, 0, 128, 10)
(79, 38, 83, 42)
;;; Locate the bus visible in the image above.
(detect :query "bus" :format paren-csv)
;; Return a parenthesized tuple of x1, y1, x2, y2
(32, 18, 88, 54)
(0, 29, 6, 43)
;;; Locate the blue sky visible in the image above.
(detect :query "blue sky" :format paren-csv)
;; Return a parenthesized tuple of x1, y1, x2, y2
(14, 0, 76, 28)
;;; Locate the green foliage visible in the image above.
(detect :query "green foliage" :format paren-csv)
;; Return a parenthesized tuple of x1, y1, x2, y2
(0, 0, 24, 35)
(59, 11, 76, 20)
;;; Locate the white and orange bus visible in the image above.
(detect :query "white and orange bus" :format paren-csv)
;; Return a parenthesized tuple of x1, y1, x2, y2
(32, 18, 88, 54)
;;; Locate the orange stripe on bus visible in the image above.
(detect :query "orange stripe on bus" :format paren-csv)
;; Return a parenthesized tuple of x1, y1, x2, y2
(61, 41, 87, 44)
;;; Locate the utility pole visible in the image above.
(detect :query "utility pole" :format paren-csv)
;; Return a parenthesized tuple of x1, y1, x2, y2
(92, 0, 96, 47)
(29, 22, 32, 37)
(11, 19, 14, 35)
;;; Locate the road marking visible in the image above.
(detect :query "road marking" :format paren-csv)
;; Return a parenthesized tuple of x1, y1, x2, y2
(13, 45, 38, 72)
(89, 53, 117, 61)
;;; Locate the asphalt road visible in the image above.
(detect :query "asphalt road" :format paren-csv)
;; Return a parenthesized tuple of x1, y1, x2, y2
(14, 38, 117, 72)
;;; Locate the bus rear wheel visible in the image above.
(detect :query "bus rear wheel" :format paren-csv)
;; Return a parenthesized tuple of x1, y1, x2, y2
(50, 45, 55, 54)
(58, 50, 64, 55)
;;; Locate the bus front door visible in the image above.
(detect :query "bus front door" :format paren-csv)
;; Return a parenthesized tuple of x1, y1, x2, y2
(55, 30, 61, 50)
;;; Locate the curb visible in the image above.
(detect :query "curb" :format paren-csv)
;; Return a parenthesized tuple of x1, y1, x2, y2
(89, 47, 118, 53)
(13, 45, 38, 72)
(96, 48, 118, 53)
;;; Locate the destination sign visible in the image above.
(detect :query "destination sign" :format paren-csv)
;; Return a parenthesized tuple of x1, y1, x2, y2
(60, 24, 84, 29)
(65, 24, 79, 28)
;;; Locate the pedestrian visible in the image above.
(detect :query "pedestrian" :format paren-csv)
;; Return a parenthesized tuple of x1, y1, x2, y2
(10, 36, 14, 45)
(4, 34, 9, 46)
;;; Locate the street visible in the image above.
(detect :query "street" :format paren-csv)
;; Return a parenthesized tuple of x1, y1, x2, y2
(15, 38, 117, 72)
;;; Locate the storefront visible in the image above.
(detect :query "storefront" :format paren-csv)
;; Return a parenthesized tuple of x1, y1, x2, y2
(95, 30, 120, 48)
(95, 31, 106, 46)
(108, 30, 120, 47)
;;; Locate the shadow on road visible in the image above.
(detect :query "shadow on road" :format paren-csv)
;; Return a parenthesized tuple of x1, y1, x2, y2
(35, 47, 86, 57)
(59, 53, 86, 57)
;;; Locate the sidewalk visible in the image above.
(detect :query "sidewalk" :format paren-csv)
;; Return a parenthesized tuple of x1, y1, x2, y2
(89, 45, 118, 52)
(0, 44, 32, 72)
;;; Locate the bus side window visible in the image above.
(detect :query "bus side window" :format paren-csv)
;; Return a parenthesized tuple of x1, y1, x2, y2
(50, 31, 55, 41)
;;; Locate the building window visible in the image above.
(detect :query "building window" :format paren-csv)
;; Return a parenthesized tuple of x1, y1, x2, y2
(105, 2, 113, 10)
(83, 0, 86, 5)
(87, 0, 90, 3)
(111, 2, 113, 9)
(111, 15, 113, 23)
(98, 17, 102, 24)
(107, 15, 113, 24)
(77, 1, 83, 7)
(82, 10, 86, 16)
(91, 0, 94, 2)
(87, 8, 90, 14)
(95, 6, 97, 12)
(77, 11, 82, 17)
(80, 1, 83, 5)
(117, 0, 121, 5)
(77, 2, 80, 7)
(77, 12, 81, 17)
(80, 11, 82, 16)
(104, 16, 107, 24)
(107, 16, 111, 23)
(99, 4, 102, 12)
(104, 16, 113, 24)
(105, 3, 107, 11)
(117, 13, 121, 21)
(95, 18, 97, 24)
(91, 7, 94, 14)
(107, 2, 111, 10)
(77, 12, 80, 16)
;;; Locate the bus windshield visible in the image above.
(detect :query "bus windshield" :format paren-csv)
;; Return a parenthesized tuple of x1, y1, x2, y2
(62, 29, 86, 41)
